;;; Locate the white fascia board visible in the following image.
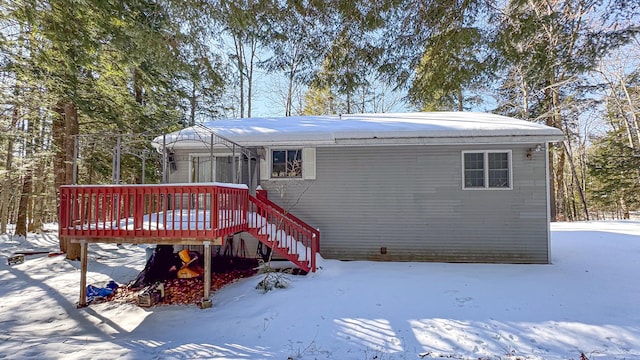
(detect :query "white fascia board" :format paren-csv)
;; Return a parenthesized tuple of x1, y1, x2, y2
(156, 134, 565, 149)
(332, 134, 565, 146)
(239, 140, 335, 147)
(166, 140, 333, 149)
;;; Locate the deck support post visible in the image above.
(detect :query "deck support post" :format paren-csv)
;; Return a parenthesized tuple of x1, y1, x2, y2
(78, 240, 88, 308)
(202, 241, 212, 308)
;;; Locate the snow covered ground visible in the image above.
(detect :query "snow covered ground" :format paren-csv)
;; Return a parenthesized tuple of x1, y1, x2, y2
(0, 221, 638, 360)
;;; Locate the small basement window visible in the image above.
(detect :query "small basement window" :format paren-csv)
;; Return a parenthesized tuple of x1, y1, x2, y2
(462, 151, 512, 190)
(271, 149, 302, 178)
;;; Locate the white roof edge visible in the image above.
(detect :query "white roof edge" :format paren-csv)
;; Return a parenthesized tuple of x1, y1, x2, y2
(332, 134, 565, 146)
(158, 135, 564, 149)
(152, 112, 565, 149)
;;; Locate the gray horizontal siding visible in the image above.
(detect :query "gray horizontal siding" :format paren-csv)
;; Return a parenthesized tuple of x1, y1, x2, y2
(260, 144, 549, 264)
(166, 149, 191, 183)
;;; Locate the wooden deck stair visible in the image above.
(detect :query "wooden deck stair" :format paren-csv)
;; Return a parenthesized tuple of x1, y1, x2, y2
(246, 195, 319, 273)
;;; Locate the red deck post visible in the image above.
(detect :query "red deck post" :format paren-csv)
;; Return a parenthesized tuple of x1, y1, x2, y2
(59, 189, 69, 231)
(311, 234, 318, 272)
(212, 187, 219, 233)
(134, 188, 144, 230)
(256, 188, 268, 200)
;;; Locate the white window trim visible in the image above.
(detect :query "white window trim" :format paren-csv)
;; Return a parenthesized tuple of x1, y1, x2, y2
(260, 147, 316, 180)
(461, 150, 513, 190)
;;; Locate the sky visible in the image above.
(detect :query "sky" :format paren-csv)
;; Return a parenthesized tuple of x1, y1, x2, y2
(233, 66, 412, 119)
(0, 220, 639, 359)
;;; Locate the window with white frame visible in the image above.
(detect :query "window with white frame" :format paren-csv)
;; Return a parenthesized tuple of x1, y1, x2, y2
(260, 148, 316, 180)
(271, 149, 302, 178)
(462, 151, 511, 189)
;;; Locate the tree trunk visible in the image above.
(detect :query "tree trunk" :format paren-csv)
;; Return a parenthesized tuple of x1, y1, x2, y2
(520, 70, 529, 119)
(14, 171, 31, 238)
(547, 85, 565, 221)
(247, 38, 256, 118)
(15, 99, 32, 238)
(65, 103, 81, 260)
(53, 101, 81, 259)
(563, 142, 589, 220)
(189, 81, 197, 126)
(601, 77, 635, 148)
(233, 34, 245, 118)
(346, 93, 351, 114)
(28, 158, 47, 233)
(1, 109, 18, 233)
(548, 154, 557, 221)
(52, 102, 67, 251)
(27, 185, 34, 231)
(134, 68, 144, 105)
(0, 175, 14, 233)
(620, 198, 630, 219)
(286, 69, 294, 117)
(555, 141, 566, 220)
(618, 74, 640, 150)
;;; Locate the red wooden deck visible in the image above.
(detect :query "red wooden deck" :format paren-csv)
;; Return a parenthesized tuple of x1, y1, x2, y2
(59, 183, 318, 272)
(60, 183, 319, 307)
(59, 183, 249, 245)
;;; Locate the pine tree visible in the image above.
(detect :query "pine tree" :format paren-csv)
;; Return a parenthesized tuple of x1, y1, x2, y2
(588, 128, 640, 219)
(410, 26, 488, 111)
(0, 0, 228, 251)
(492, 0, 639, 220)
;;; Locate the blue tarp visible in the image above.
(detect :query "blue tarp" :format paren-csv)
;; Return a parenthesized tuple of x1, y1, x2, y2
(86, 281, 118, 304)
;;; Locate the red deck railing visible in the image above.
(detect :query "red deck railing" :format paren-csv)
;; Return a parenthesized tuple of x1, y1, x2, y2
(248, 195, 319, 272)
(59, 183, 318, 272)
(59, 183, 249, 242)
(255, 190, 320, 253)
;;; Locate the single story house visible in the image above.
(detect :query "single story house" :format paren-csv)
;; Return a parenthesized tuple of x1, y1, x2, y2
(153, 112, 564, 264)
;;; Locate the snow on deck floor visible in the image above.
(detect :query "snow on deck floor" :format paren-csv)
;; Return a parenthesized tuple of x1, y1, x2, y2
(0, 221, 638, 360)
(69, 209, 245, 231)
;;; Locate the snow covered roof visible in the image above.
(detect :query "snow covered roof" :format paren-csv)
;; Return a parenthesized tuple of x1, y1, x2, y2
(153, 112, 565, 149)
